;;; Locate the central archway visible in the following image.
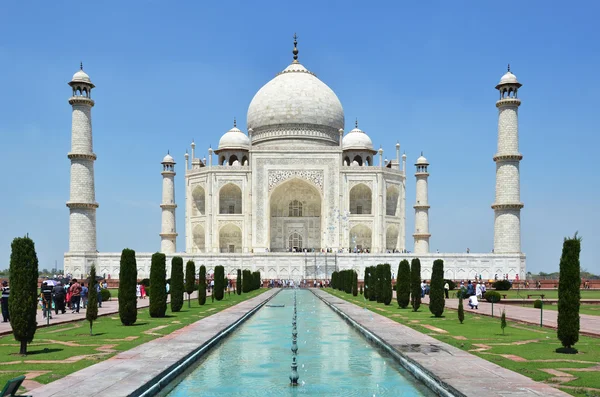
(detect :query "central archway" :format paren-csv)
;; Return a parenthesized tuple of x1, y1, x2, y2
(269, 178, 322, 252)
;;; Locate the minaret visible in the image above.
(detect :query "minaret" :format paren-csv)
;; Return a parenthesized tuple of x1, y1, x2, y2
(493, 65, 523, 253)
(160, 152, 177, 253)
(67, 64, 98, 253)
(413, 153, 430, 254)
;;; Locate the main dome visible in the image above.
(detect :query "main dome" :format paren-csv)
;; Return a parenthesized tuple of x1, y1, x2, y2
(247, 61, 345, 146)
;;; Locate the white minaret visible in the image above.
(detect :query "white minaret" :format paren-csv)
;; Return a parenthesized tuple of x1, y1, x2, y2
(493, 65, 523, 253)
(413, 153, 430, 254)
(160, 152, 177, 253)
(67, 64, 98, 253)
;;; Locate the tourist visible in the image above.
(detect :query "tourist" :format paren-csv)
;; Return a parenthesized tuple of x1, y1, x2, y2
(466, 280, 474, 297)
(468, 294, 479, 309)
(476, 282, 483, 299)
(136, 283, 141, 299)
(421, 280, 426, 298)
(65, 281, 72, 310)
(96, 281, 102, 308)
(1, 280, 9, 322)
(81, 282, 88, 309)
(69, 279, 82, 313)
(140, 283, 146, 299)
(53, 281, 66, 315)
(443, 281, 449, 299)
(481, 282, 486, 299)
(41, 282, 53, 319)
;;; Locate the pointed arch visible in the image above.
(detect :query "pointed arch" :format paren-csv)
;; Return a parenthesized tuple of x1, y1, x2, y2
(193, 224, 205, 252)
(192, 185, 205, 215)
(219, 183, 242, 214)
(349, 183, 372, 214)
(386, 185, 400, 216)
(219, 223, 242, 253)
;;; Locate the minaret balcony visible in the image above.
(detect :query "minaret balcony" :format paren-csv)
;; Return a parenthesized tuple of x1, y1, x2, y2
(493, 153, 523, 162)
(68, 152, 97, 160)
(66, 201, 99, 209)
(496, 98, 521, 107)
(68, 97, 95, 106)
(160, 203, 177, 209)
(491, 203, 524, 210)
(413, 233, 431, 238)
(413, 204, 430, 210)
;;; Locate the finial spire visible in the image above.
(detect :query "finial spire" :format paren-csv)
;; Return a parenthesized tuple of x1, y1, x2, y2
(233, 117, 237, 128)
(80, 62, 83, 70)
(292, 33, 299, 63)
(507, 63, 511, 72)
(421, 151, 423, 156)
(355, 118, 358, 128)
(167, 150, 170, 155)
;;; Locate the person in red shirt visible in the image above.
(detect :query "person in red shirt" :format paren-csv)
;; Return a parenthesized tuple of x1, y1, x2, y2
(69, 279, 82, 313)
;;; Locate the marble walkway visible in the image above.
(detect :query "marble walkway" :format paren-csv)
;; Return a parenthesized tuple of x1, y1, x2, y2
(314, 289, 570, 397)
(27, 289, 277, 397)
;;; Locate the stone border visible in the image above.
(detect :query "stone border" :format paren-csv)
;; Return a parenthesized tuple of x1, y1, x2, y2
(312, 290, 458, 397)
(29, 289, 279, 397)
(313, 289, 571, 397)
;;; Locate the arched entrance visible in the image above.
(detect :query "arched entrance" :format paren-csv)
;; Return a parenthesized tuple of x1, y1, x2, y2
(219, 223, 242, 253)
(349, 224, 372, 252)
(269, 179, 321, 252)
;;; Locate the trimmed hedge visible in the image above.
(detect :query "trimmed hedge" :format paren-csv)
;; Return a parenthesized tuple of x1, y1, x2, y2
(198, 265, 206, 305)
(485, 290, 502, 303)
(100, 288, 111, 302)
(410, 258, 422, 312)
(236, 269, 242, 295)
(185, 260, 196, 307)
(534, 299, 543, 309)
(396, 260, 410, 308)
(170, 256, 184, 312)
(444, 279, 456, 291)
(87, 264, 99, 335)
(492, 280, 512, 291)
(149, 252, 167, 317)
(214, 266, 224, 301)
(557, 233, 582, 351)
(118, 248, 137, 326)
(429, 259, 445, 317)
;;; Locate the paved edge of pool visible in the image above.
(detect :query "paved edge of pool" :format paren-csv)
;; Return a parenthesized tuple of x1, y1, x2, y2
(312, 289, 571, 397)
(28, 289, 279, 397)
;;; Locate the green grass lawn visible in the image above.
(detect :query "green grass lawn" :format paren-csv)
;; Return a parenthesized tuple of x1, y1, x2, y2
(0, 289, 266, 390)
(326, 288, 600, 397)
(490, 289, 600, 300)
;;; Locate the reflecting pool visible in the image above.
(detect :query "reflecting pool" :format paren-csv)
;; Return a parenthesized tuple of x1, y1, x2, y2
(166, 289, 435, 396)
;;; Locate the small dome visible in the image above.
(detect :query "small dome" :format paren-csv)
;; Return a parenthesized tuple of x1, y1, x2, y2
(343, 127, 374, 151)
(416, 155, 429, 165)
(72, 69, 91, 84)
(162, 153, 175, 164)
(499, 71, 519, 85)
(218, 127, 250, 150)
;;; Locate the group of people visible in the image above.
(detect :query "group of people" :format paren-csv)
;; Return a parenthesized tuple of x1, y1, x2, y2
(458, 280, 487, 309)
(39, 278, 105, 319)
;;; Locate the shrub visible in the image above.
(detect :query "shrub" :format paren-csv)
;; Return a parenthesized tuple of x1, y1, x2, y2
(198, 265, 206, 305)
(242, 270, 252, 293)
(170, 256, 184, 312)
(363, 269, 369, 299)
(485, 291, 502, 303)
(396, 260, 410, 309)
(410, 258, 422, 312)
(87, 264, 99, 335)
(214, 266, 224, 300)
(352, 271, 358, 296)
(533, 299, 543, 309)
(443, 279, 456, 291)
(236, 269, 242, 295)
(359, 285, 363, 295)
(185, 260, 196, 307)
(458, 297, 465, 324)
(493, 280, 512, 291)
(501, 309, 507, 335)
(382, 264, 392, 305)
(119, 248, 137, 326)
(368, 266, 377, 301)
(9, 236, 40, 355)
(429, 259, 445, 317)
(140, 278, 150, 287)
(149, 252, 167, 318)
(557, 232, 582, 353)
(100, 288, 111, 302)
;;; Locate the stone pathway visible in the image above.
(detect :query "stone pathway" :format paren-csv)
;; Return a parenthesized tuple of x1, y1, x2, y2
(421, 296, 600, 337)
(315, 289, 571, 397)
(0, 292, 204, 336)
(28, 289, 277, 397)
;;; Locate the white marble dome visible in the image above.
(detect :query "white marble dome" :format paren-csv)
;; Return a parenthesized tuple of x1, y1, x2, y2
(162, 153, 175, 164)
(218, 126, 250, 150)
(71, 69, 91, 84)
(343, 127, 374, 151)
(416, 155, 429, 165)
(498, 71, 519, 85)
(247, 62, 344, 141)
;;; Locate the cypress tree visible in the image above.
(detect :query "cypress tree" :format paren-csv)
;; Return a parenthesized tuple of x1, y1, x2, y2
(118, 248, 137, 326)
(396, 260, 410, 309)
(501, 309, 507, 335)
(149, 252, 167, 317)
(236, 269, 242, 295)
(352, 271, 358, 296)
(383, 264, 392, 305)
(363, 269, 369, 299)
(242, 270, 251, 293)
(170, 256, 184, 312)
(376, 265, 384, 303)
(9, 236, 39, 355)
(86, 264, 99, 335)
(557, 232, 582, 353)
(410, 258, 422, 312)
(198, 265, 207, 305)
(458, 296, 465, 324)
(331, 271, 337, 289)
(429, 259, 445, 317)
(214, 266, 224, 300)
(368, 266, 377, 301)
(185, 260, 195, 308)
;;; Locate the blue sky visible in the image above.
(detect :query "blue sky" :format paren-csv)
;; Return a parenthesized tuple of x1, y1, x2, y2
(1, 1, 598, 274)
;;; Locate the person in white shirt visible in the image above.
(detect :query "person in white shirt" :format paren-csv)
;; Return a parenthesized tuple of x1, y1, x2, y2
(476, 283, 483, 299)
(468, 295, 479, 309)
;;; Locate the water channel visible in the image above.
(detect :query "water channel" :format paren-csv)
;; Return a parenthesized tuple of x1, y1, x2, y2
(166, 289, 435, 396)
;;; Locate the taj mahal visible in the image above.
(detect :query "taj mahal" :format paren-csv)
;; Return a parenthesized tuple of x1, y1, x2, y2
(64, 38, 526, 281)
